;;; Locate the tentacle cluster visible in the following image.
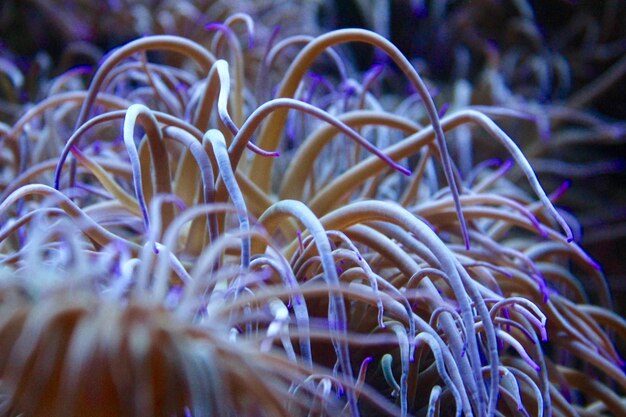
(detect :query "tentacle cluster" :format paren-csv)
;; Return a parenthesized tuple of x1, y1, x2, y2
(0, 8, 624, 417)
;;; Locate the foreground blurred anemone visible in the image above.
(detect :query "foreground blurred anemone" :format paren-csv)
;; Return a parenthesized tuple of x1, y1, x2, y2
(0, 284, 324, 417)
(0, 9, 625, 417)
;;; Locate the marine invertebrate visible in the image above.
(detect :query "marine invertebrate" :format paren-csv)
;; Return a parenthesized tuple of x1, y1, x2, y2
(0, 6, 624, 417)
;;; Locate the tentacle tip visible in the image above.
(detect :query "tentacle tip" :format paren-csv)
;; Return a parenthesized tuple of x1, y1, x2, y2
(368, 63, 385, 74)
(589, 258, 602, 271)
(246, 142, 280, 158)
(463, 234, 471, 251)
(72, 64, 94, 74)
(553, 179, 572, 202)
(563, 221, 575, 244)
(204, 22, 222, 31)
(539, 325, 548, 342)
(438, 102, 450, 118)
(399, 166, 412, 176)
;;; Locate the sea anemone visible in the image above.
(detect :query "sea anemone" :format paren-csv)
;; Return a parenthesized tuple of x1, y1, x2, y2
(0, 3, 625, 417)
